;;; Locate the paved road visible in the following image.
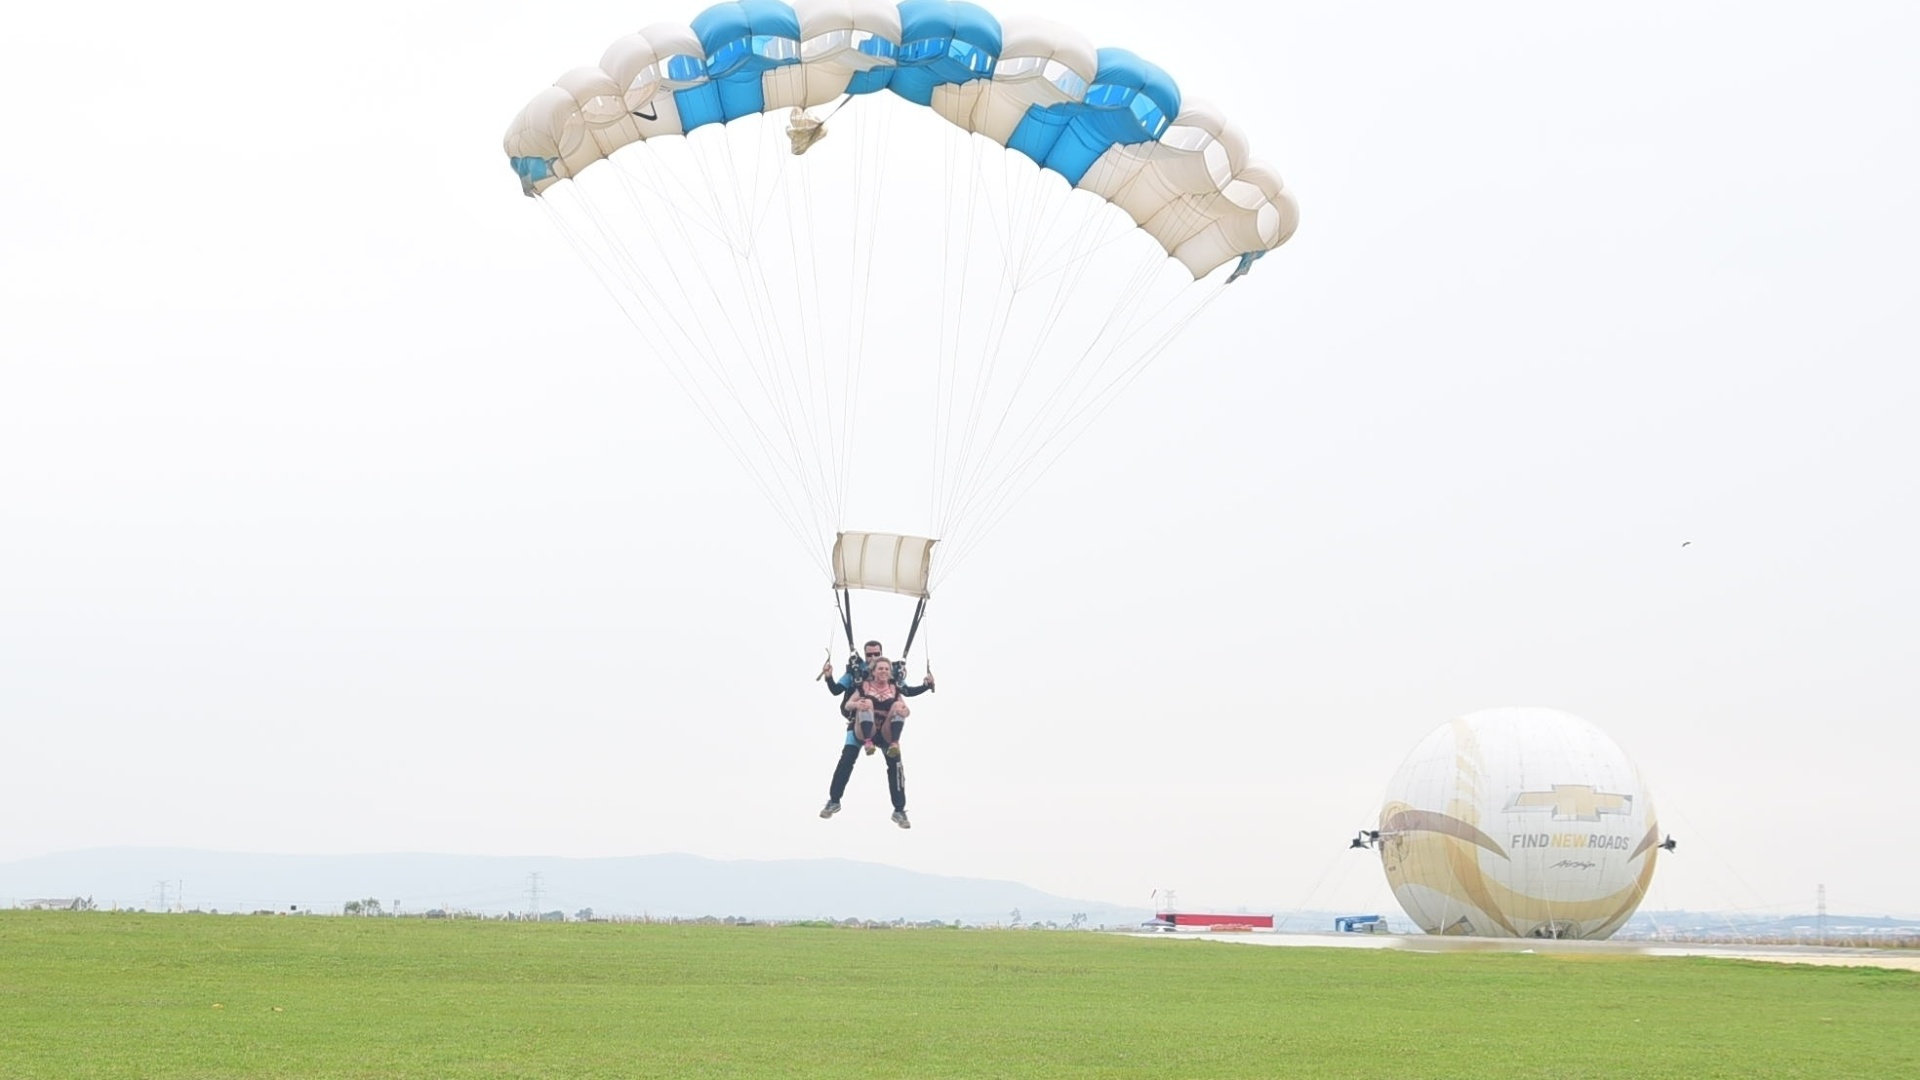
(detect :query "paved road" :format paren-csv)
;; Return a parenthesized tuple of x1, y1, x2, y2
(1124, 930, 1920, 971)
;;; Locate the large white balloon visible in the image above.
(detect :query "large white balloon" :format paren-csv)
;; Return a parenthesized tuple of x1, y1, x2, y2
(1376, 707, 1664, 939)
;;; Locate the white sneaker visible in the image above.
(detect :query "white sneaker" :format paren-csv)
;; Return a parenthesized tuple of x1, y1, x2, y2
(819, 800, 841, 819)
(891, 810, 911, 829)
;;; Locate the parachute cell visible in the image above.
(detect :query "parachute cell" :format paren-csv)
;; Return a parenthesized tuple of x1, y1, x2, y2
(504, 0, 1295, 276)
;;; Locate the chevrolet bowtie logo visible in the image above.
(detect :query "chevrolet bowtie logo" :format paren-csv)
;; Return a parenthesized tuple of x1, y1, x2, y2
(1505, 785, 1633, 822)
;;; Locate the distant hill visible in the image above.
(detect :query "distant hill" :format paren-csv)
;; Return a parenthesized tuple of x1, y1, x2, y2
(1622, 909, 1920, 935)
(0, 848, 1149, 925)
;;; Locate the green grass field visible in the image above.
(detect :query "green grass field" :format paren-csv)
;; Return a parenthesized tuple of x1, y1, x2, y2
(2, 913, 1914, 1079)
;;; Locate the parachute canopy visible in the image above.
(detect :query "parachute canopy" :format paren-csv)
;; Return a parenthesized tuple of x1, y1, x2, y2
(503, 2, 1297, 602)
(504, 0, 1297, 278)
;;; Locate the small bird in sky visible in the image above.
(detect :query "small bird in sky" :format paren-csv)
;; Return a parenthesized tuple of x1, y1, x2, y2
(1681, 541, 1691, 547)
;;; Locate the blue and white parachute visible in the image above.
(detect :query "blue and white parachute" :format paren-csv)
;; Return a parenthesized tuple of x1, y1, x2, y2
(504, 0, 1296, 602)
(507, 0, 1295, 278)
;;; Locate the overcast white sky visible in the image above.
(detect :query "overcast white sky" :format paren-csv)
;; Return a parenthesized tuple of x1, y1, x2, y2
(3, 1, 1916, 920)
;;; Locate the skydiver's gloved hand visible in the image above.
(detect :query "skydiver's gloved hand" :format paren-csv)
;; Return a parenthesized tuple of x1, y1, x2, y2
(924, 672, 936, 691)
(820, 659, 834, 680)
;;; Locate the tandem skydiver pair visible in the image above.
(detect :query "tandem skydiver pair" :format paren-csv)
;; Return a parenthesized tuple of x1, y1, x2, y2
(817, 640, 933, 829)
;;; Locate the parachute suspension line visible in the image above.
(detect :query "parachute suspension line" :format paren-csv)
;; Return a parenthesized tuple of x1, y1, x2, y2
(842, 98, 894, 535)
(927, 125, 956, 536)
(599, 136, 736, 243)
(935, 212, 1123, 532)
(938, 158, 1137, 522)
(952, 276, 1221, 557)
(554, 107, 1270, 596)
(860, 102, 893, 476)
(746, 112, 795, 241)
(834, 111, 862, 533)
(1016, 218, 1172, 285)
(929, 119, 965, 544)
(937, 150, 1214, 544)
(546, 185, 749, 418)
(782, 141, 826, 513)
(936, 122, 1007, 541)
(962, 256, 1182, 502)
(535, 195, 825, 575)
(932, 128, 1050, 550)
(603, 152, 764, 381)
(988, 152, 1089, 374)
(1007, 151, 1073, 286)
(957, 137, 1058, 438)
(858, 100, 897, 514)
(929, 138, 1031, 542)
(836, 99, 884, 535)
(606, 139, 833, 574)
(592, 164, 766, 375)
(673, 125, 840, 552)
(933, 183, 1152, 550)
(920, 135, 1224, 585)
(788, 128, 845, 534)
(1017, 146, 1198, 287)
(959, 130, 1022, 269)
(929, 123, 961, 534)
(706, 127, 843, 543)
(934, 133, 1022, 539)
(708, 113, 766, 255)
(606, 149, 824, 529)
(754, 124, 845, 542)
(937, 281, 1230, 582)
(797, 103, 865, 537)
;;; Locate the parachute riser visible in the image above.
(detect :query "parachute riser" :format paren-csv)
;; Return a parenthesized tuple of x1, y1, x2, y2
(832, 587, 931, 677)
(899, 596, 929, 662)
(835, 588, 857, 655)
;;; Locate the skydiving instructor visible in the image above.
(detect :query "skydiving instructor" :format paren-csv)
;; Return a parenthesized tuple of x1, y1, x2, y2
(817, 640, 934, 828)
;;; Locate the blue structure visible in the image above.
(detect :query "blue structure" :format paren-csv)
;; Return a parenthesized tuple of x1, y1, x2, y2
(538, 1, 1180, 193)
